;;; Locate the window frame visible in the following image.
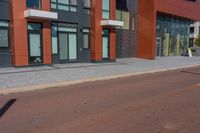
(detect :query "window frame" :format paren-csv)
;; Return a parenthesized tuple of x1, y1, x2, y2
(26, 0, 42, 10)
(51, 0, 78, 12)
(82, 28, 90, 49)
(190, 26, 195, 34)
(199, 26, 200, 34)
(0, 21, 10, 49)
(83, 0, 91, 9)
(102, 0, 110, 19)
(83, 0, 91, 14)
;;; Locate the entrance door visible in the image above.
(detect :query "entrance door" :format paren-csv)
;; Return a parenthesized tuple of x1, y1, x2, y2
(68, 33, 77, 60)
(59, 32, 68, 60)
(28, 31, 43, 64)
(102, 30, 110, 59)
(58, 32, 77, 61)
(102, 36, 109, 59)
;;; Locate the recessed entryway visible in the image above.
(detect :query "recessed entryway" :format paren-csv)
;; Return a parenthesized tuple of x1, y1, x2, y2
(102, 29, 110, 59)
(58, 32, 77, 61)
(28, 23, 43, 64)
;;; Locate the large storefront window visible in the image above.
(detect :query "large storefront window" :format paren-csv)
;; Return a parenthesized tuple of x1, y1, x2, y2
(26, 0, 41, 9)
(0, 21, 9, 48)
(156, 14, 192, 56)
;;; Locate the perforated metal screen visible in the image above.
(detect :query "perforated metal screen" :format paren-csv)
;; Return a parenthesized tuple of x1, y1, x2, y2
(116, 29, 137, 58)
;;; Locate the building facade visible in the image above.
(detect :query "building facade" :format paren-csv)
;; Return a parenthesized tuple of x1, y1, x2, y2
(0, 0, 200, 67)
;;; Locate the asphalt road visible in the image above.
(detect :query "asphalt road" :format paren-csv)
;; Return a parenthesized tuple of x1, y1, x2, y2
(0, 66, 200, 133)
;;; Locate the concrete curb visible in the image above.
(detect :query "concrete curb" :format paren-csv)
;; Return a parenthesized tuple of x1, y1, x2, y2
(0, 64, 199, 96)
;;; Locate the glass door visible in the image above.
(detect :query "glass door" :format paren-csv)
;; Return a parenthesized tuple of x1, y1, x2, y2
(68, 33, 77, 60)
(102, 30, 110, 59)
(102, 36, 109, 59)
(28, 31, 43, 64)
(59, 32, 68, 60)
(58, 32, 77, 61)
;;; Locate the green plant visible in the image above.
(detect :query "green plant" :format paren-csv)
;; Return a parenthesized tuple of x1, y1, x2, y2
(195, 35, 200, 47)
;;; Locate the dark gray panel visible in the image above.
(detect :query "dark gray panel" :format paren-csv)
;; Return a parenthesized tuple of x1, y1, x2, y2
(0, 50, 12, 67)
(51, 1, 91, 63)
(79, 50, 91, 62)
(51, 0, 91, 27)
(0, 1, 10, 20)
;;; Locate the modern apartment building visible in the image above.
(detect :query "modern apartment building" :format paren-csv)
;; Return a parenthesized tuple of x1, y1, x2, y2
(0, 0, 200, 67)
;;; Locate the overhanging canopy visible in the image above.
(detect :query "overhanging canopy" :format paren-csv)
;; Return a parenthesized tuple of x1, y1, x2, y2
(101, 20, 124, 27)
(24, 9, 58, 20)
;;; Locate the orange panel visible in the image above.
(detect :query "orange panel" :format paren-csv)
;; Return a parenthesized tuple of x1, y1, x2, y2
(109, 28, 116, 60)
(90, 0, 103, 61)
(42, 0, 51, 11)
(109, 0, 116, 60)
(43, 22, 52, 64)
(156, 0, 200, 21)
(137, 0, 156, 59)
(10, 0, 29, 66)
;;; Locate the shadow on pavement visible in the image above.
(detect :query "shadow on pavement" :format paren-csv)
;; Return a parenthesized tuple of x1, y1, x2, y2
(0, 99, 17, 119)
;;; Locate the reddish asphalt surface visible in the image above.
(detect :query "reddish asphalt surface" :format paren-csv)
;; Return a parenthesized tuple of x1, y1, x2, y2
(0, 66, 200, 133)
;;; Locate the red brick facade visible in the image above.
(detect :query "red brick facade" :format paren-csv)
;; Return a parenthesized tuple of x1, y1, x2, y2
(137, 0, 200, 59)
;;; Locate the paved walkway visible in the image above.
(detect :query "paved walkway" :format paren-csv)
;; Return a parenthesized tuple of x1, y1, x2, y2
(0, 57, 199, 89)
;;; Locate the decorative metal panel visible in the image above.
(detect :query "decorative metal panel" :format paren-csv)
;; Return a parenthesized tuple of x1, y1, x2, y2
(116, 29, 137, 58)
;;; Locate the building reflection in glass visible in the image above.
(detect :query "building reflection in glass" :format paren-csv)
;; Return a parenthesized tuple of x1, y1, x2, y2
(156, 13, 192, 56)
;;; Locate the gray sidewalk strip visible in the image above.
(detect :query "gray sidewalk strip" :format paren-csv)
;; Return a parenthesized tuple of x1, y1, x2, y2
(0, 64, 199, 96)
(0, 63, 123, 75)
(0, 57, 199, 95)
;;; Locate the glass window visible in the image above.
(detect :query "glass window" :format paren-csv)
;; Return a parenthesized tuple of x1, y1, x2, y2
(132, 17, 135, 30)
(51, 0, 78, 12)
(83, 28, 90, 49)
(83, 0, 91, 8)
(199, 26, 200, 34)
(0, 21, 9, 27)
(156, 13, 192, 56)
(116, 10, 130, 30)
(122, 11, 130, 30)
(102, 0, 110, 19)
(28, 23, 42, 30)
(190, 27, 194, 34)
(0, 21, 9, 48)
(51, 23, 78, 55)
(0, 29, 9, 48)
(52, 25, 58, 54)
(68, 34, 77, 60)
(83, 0, 91, 14)
(70, 0, 77, 6)
(26, 0, 41, 9)
(58, 27, 77, 32)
